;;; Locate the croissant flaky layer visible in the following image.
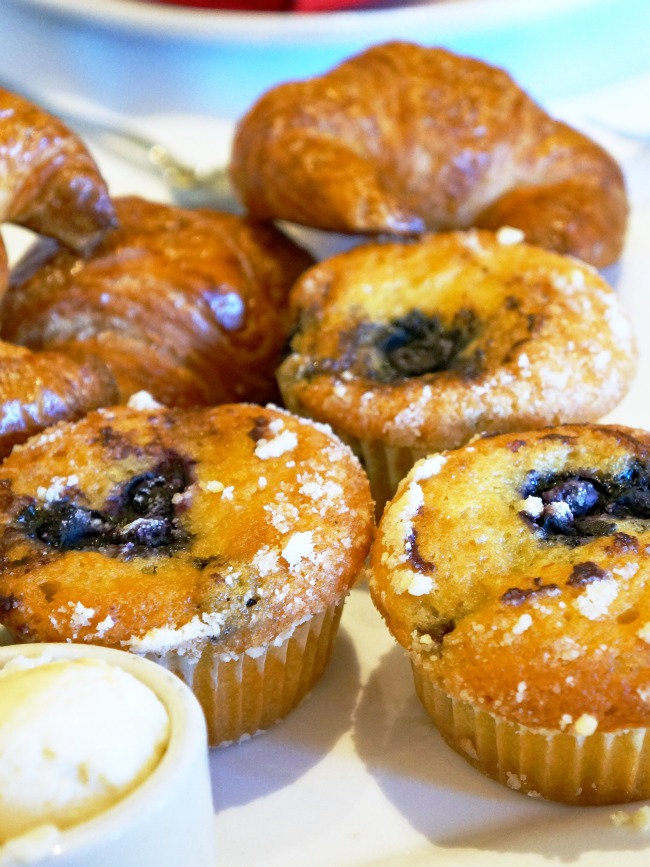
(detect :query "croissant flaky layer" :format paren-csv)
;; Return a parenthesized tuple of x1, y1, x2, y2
(0, 81, 312, 451)
(0, 87, 116, 254)
(0, 342, 117, 459)
(230, 41, 628, 267)
(2, 196, 314, 408)
(0, 86, 120, 457)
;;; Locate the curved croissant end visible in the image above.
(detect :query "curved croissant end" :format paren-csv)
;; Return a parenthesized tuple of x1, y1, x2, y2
(0, 87, 116, 254)
(0, 203, 117, 460)
(0, 91, 123, 460)
(0, 342, 118, 460)
(231, 41, 628, 268)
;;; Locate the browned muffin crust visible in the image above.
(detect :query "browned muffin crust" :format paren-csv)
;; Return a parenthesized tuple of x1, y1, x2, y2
(278, 230, 637, 454)
(369, 424, 650, 734)
(0, 402, 373, 658)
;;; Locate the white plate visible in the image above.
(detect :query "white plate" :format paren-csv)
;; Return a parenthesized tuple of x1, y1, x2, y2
(206, 94, 650, 862)
(212, 585, 650, 867)
(3, 0, 650, 118)
(6, 0, 608, 42)
(2, 78, 650, 865)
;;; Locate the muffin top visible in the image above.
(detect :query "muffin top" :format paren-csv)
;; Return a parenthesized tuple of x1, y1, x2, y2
(278, 230, 636, 450)
(369, 424, 650, 734)
(0, 401, 373, 657)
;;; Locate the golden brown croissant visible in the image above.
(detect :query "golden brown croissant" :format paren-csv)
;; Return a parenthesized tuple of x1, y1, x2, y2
(0, 87, 115, 254)
(2, 196, 314, 408)
(230, 41, 628, 267)
(0, 88, 119, 457)
(0, 341, 117, 459)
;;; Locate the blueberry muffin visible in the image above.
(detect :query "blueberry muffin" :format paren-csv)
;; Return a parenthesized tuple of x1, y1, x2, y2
(0, 401, 373, 746)
(369, 424, 650, 804)
(277, 230, 637, 513)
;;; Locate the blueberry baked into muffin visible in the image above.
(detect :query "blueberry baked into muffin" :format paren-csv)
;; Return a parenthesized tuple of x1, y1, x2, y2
(0, 401, 374, 746)
(231, 41, 628, 268)
(369, 424, 650, 804)
(277, 229, 637, 513)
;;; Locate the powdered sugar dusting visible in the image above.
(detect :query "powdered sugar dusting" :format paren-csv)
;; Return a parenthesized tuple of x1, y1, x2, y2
(37, 475, 79, 502)
(254, 421, 298, 460)
(574, 578, 618, 620)
(126, 611, 226, 653)
(282, 532, 316, 569)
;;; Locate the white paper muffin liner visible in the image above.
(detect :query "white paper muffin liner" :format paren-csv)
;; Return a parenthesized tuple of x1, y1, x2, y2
(278, 381, 429, 515)
(412, 660, 650, 805)
(141, 600, 344, 747)
(351, 438, 431, 515)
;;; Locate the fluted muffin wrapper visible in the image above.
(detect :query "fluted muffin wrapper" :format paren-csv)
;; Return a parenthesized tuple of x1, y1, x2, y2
(348, 438, 431, 516)
(412, 659, 650, 805)
(278, 381, 428, 515)
(140, 600, 344, 747)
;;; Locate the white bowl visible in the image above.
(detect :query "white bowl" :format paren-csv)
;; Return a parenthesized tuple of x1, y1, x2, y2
(1, 0, 650, 119)
(0, 643, 216, 867)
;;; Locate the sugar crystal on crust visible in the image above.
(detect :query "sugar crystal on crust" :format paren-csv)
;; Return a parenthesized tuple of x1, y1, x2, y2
(517, 352, 530, 371)
(611, 806, 650, 831)
(512, 613, 532, 634)
(383, 386, 432, 438)
(612, 562, 639, 580)
(573, 713, 599, 736)
(573, 577, 618, 620)
(413, 454, 446, 481)
(264, 499, 300, 534)
(254, 421, 298, 459)
(282, 531, 316, 569)
(95, 615, 115, 637)
(496, 226, 525, 245)
(125, 611, 227, 654)
(36, 475, 79, 503)
(200, 480, 225, 493)
(552, 636, 584, 661)
(252, 547, 281, 577)
(69, 602, 95, 629)
(408, 574, 434, 597)
(637, 623, 650, 644)
(381, 475, 438, 596)
(298, 476, 344, 502)
(127, 390, 164, 411)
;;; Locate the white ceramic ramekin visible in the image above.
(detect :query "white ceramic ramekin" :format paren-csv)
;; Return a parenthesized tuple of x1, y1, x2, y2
(0, 643, 216, 867)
